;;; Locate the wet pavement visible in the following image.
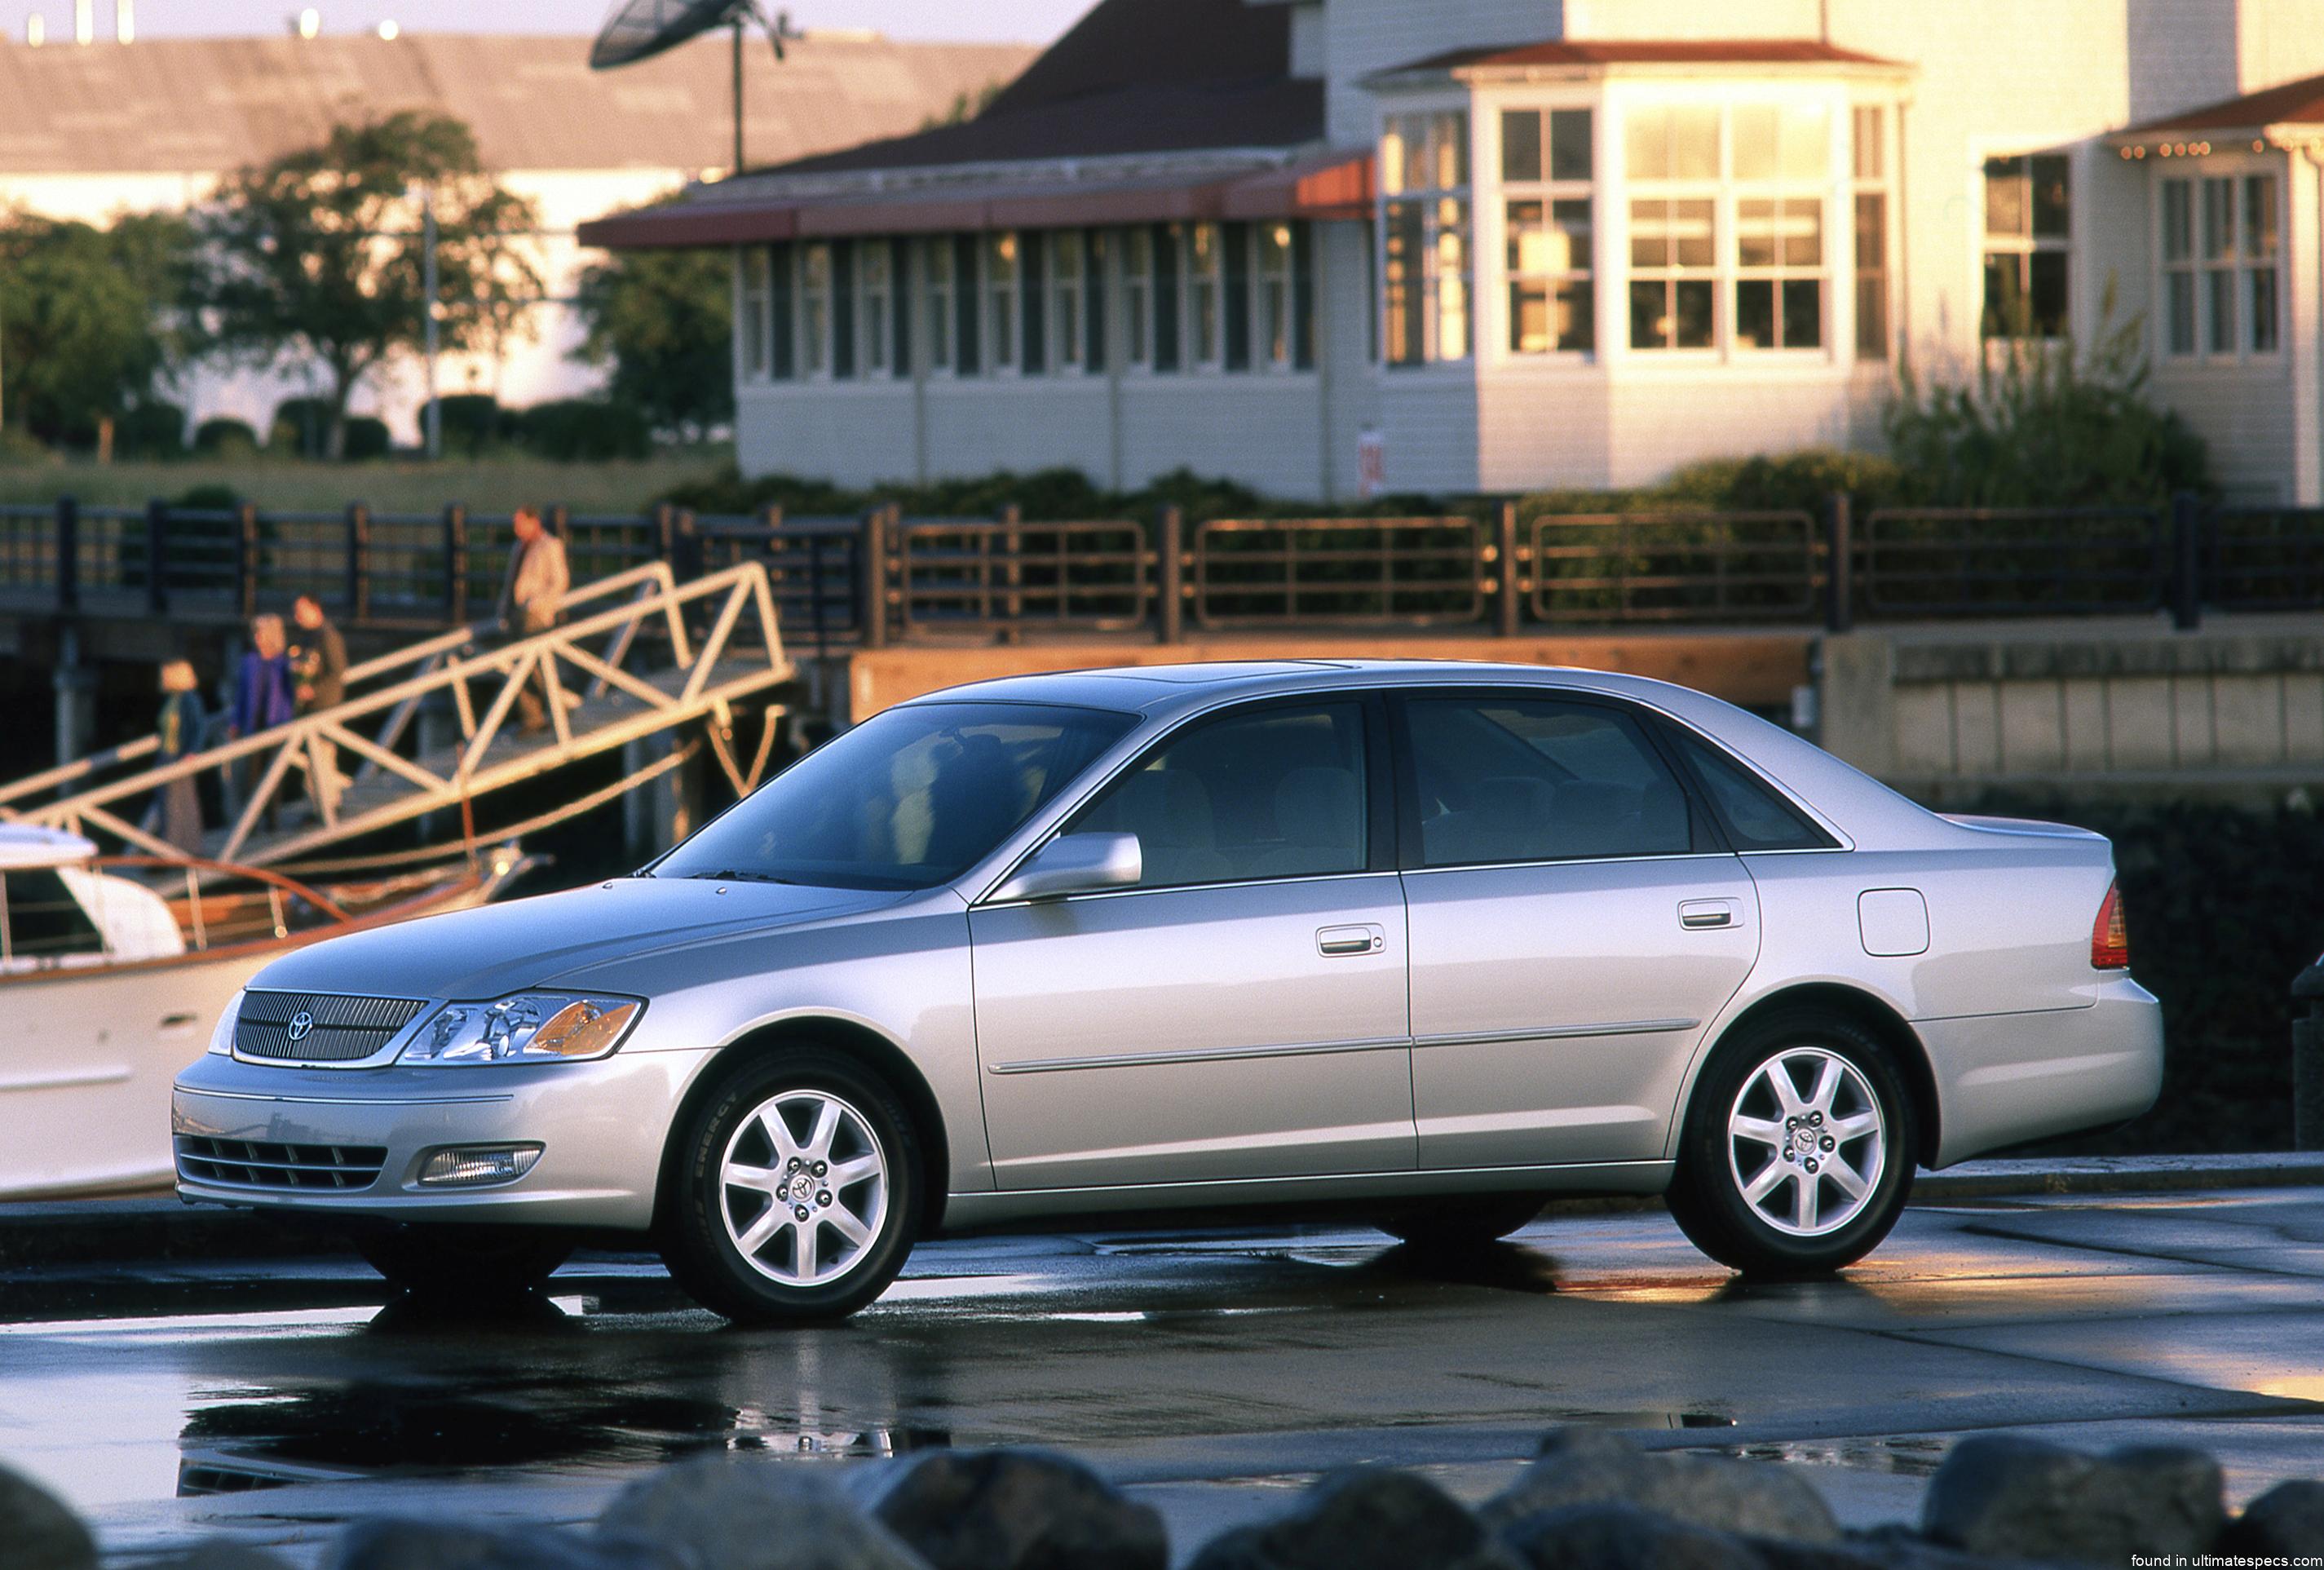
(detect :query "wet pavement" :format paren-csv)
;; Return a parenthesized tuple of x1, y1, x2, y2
(3, 1186, 2322, 1563)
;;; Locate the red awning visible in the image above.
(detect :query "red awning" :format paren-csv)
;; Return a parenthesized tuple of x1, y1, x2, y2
(578, 148, 1375, 250)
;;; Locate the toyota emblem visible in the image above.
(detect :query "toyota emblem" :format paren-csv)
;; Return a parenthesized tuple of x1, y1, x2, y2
(286, 1011, 316, 1043)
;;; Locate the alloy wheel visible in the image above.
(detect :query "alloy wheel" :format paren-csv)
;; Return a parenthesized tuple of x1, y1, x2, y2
(718, 1089, 889, 1287)
(1725, 1046, 1886, 1237)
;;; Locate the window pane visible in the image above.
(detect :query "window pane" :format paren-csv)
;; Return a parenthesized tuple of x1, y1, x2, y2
(1983, 157, 2026, 238)
(1671, 106, 1719, 180)
(1385, 200, 1423, 365)
(1549, 109, 1593, 182)
(1381, 116, 1412, 196)
(1671, 731, 1827, 851)
(1853, 192, 1884, 270)
(1674, 279, 1714, 347)
(1431, 111, 1469, 189)
(1738, 198, 1778, 268)
(2028, 250, 2069, 337)
(1783, 199, 1823, 267)
(1630, 198, 1669, 268)
(1407, 699, 1693, 866)
(1510, 280, 1593, 353)
(1501, 109, 1543, 183)
(1076, 705, 1368, 887)
(1629, 281, 1670, 349)
(2202, 178, 2234, 260)
(1507, 198, 1588, 274)
(2246, 175, 2279, 259)
(1782, 106, 1828, 182)
(1434, 199, 1470, 359)
(2030, 155, 2070, 239)
(1982, 252, 2021, 338)
(2251, 268, 2279, 353)
(1782, 279, 1822, 348)
(1852, 105, 1883, 179)
(1855, 273, 1887, 358)
(2166, 271, 2196, 356)
(1559, 281, 1594, 352)
(1732, 105, 1778, 182)
(1625, 107, 1669, 181)
(1673, 199, 1714, 268)
(2207, 268, 2235, 353)
(1736, 279, 1775, 347)
(2161, 180, 2192, 263)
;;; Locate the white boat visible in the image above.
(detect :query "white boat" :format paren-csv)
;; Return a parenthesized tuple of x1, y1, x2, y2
(0, 825, 529, 1201)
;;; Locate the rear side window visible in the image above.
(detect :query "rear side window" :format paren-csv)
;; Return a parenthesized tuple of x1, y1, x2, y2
(1668, 728, 1835, 851)
(1404, 697, 1696, 867)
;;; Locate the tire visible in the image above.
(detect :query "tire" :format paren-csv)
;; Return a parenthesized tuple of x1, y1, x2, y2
(1374, 1192, 1548, 1251)
(355, 1223, 573, 1297)
(658, 1046, 921, 1325)
(1669, 1009, 1917, 1276)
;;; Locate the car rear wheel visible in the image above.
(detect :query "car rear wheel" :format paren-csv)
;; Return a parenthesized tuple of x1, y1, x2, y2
(1374, 1192, 1548, 1251)
(1670, 1011, 1916, 1276)
(355, 1223, 573, 1298)
(660, 1046, 921, 1325)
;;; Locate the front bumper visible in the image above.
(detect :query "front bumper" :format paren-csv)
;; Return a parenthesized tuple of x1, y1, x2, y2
(170, 1048, 714, 1231)
(1922, 975, 2166, 1168)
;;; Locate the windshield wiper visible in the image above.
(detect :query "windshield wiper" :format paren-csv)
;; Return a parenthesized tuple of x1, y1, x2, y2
(686, 869, 803, 886)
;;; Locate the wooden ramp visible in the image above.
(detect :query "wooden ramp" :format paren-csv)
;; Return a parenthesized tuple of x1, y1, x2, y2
(4, 561, 793, 870)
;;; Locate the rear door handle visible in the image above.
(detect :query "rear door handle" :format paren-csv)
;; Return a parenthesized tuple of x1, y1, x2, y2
(1679, 900, 1737, 930)
(1318, 923, 1385, 957)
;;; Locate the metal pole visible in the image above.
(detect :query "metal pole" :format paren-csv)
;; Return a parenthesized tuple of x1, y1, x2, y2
(423, 185, 441, 462)
(1157, 506, 1184, 645)
(1496, 500, 1521, 638)
(1824, 492, 1854, 635)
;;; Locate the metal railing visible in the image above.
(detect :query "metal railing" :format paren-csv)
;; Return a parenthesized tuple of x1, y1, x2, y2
(3, 489, 2318, 643)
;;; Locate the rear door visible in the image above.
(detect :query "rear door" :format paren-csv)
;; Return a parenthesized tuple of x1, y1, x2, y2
(1394, 689, 1761, 1169)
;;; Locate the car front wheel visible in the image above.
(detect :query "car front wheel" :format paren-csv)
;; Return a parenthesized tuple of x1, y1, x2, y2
(660, 1047, 921, 1325)
(1668, 1011, 1915, 1276)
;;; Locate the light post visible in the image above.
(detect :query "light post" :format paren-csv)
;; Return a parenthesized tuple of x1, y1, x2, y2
(410, 181, 441, 461)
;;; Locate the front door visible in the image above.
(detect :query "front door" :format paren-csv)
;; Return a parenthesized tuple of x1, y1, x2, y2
(1395, 692, 1761, 1169)
(971, 699, 1413, 1191)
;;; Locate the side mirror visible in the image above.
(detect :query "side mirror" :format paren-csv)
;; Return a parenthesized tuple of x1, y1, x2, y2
(990, 833, 1142, 904)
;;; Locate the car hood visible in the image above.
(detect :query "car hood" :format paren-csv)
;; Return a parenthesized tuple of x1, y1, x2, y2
(248, 878, 910, 1002)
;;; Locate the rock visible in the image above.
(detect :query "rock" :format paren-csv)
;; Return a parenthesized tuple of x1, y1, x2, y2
(1920, 1437, 2224, 1563)
(1480, 1429, 1839, 1544)
(2219, 1480, 2324, 1556)
(140, 1547, 300, 1570)
(333, 1519, 683, 1570)
(875, 1449, 1165, 1570)
(0, 1463, 96, 1570)
(1187, 1466, 1518, 1570)
(599, 1454, 926, 1570)
(1499, 1503, 1765, 1570)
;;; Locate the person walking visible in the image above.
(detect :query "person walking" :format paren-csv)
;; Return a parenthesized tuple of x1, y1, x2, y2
(497, 507, 570, 736)
(290, 594, 350, 813)
(230, 614, 296, 829)
(150, 660, 208, 857)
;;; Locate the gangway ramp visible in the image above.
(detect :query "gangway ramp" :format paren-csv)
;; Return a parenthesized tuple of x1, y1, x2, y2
(1, 560, 793, 870)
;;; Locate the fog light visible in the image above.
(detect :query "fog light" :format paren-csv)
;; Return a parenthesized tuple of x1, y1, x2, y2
(418, 1144, 542, 1187)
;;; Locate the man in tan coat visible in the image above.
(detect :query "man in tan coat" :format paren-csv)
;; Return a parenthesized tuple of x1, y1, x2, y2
(499, 508, 570, 735)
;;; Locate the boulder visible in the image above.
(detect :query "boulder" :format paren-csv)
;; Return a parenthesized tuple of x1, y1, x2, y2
(1920, 1437, 2224, 1563)
(0, 1463, 96, 1570)
(599, 1456, 926, 1570)
(1188, 1466, 1518, 1570)
(1481, 1429, 1839, 1544)
(333, 1519, 683, 1570)
(2219, 1480, 2324, 1556)
(1499, 1503, 1766, 1570)
(875, 1450, 1165, 1570)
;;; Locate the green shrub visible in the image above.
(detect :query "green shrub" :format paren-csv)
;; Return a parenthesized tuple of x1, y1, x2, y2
(0, 427, 52, 467)
(1884, 294, 2213, 508)
(175, 481, 243, 511)
(341, 416, 391, 461)
(116, 401, 188, 458)
(268, 397, 333, 458)
(514, 399, 653, 462)
(192, 418, 260, 459)
(429, 393, 515, 457)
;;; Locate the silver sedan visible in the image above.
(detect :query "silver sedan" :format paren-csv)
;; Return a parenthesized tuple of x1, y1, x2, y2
(173, 661, 2163, 1321)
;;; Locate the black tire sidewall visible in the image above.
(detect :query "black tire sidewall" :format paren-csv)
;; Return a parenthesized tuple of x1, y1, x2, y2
(663, 1046, 921, 1324)
(1676, 1012, 1915, 1274)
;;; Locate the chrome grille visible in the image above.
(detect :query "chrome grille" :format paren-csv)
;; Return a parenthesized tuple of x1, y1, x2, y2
(175, 1136, 387, 1191)
(234, 991, 426, 1064)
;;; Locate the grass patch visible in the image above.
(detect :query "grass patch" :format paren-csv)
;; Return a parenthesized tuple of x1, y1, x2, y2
(0, 447, 736, 515)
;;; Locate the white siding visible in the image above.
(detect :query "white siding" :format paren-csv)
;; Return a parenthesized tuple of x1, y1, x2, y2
(1323, 0, 1564, 143)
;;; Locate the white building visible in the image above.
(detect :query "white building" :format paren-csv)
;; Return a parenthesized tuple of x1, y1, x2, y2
(590, 0, 2324, 503)
(0, 27, 1033, 444)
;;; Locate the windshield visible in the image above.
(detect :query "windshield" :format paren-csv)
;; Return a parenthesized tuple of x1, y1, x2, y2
(654, 701, 1138, 891)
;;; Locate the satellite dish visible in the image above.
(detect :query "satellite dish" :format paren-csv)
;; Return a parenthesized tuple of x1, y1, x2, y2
(590, 0, 796, 70)
(590, 0, 802, 175)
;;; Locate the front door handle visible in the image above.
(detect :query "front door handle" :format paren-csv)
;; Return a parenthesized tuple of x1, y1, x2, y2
(1318, 923, 1385, 957)
(1679, 900, 1738, 930)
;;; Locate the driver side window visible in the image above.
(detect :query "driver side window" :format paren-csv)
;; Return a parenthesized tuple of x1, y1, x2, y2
(1073, 704, 1370, 889)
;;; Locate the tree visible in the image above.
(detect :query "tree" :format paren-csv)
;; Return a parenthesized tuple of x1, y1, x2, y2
(187, 112, 543, 460)
(0, 211, 190, 457)
(570, 238, 732, 443)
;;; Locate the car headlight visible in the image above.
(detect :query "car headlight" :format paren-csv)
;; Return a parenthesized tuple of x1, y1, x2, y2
(208, 990, 244, 1056)
(402, 993, 644, 1066)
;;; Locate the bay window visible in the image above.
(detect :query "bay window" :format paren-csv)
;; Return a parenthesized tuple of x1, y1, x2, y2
(1502, 108, 1594, 355)
(1381, 108, 1472, 365)
(1626, 104, 1718, 349)
(1730, 104, 1827, 350)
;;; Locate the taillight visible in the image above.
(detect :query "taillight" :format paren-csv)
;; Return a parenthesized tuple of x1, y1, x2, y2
(2091, 881, 2129, 970)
